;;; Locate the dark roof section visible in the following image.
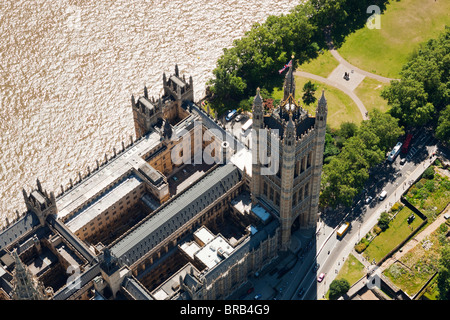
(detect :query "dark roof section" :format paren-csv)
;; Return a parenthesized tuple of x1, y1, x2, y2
(263, 111, 316, 140)
(122, 276, 154, 300)
(110, 163, 241, 265)
(0, 212, 40, 251)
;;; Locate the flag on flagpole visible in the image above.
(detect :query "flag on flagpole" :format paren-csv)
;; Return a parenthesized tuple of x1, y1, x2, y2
(278, 59, 292, 74)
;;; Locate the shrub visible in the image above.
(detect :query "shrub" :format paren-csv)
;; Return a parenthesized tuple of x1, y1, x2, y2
(439, 223, 449, 234)
(425, 180, 435, 192)
(373, 226, 382, 235)
(391, 203, 403, 212)
(422, 167, 435, 180)
(355, 243, 367, 253)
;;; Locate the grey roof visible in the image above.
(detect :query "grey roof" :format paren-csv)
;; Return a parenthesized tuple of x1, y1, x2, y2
(47, 215, 97, 264)
(111, 163, 241, 265)
(0, 212, 40, 251)
(169, 75, 186, 88)
(53, 262, 101, 300)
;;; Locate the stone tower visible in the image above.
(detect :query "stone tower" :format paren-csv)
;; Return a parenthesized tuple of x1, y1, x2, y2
(23, 178, 57, 226)
(251, 65, 327, 251)
(11, 250, 44, 300)
(163, 64, 194, 108)
(132, 65, 194, 139)
(131, 90, 163, 139)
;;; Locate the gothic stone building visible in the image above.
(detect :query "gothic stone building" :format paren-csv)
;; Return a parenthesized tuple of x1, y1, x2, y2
(0, 64, 326, 300)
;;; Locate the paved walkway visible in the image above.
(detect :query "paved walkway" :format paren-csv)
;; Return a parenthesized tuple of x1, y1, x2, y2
(324, 31, 400, 84)
(294, 34, 401, 121)
(294, 70, 369, 120)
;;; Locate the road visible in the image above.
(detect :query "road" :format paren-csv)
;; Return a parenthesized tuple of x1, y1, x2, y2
(273, 130, 439, 300)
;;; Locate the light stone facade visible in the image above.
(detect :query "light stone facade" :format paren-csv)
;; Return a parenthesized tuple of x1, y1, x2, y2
(0, 63, 326, 301)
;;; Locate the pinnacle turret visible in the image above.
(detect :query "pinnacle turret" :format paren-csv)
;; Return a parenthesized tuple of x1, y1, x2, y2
(11, 250, 44, 300)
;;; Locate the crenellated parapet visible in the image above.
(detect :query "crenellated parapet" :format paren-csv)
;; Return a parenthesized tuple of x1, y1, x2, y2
(22, 179, 57, 226)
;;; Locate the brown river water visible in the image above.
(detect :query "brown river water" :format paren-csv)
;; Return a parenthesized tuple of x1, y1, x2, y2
(0, 0, 299, 224)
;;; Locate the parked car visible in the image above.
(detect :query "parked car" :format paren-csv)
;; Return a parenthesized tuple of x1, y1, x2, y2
(378, 190, 387, 201)
(317, 273, 325, 283)
(235, 114, 243, 122)
(297, 288, 305, 297)
(226, 109, 237, 121)
(400, 157, 406, 165)
(247, 287, 254, 294)
(365, 196, 373, 204)
(254, 294, 262, 300)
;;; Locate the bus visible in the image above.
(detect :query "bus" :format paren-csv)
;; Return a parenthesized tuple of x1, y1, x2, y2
(241, 119, 253, 133)
(401, 133, 412, 154)
(337, 222, 350, 238)
(387, 142, 402, 162)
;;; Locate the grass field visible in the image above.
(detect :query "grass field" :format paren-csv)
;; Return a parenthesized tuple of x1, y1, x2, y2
(272, 75, 363, 129)
(325, 253, 365, 299)
(354, 77, 390, 114)
(337, 0, 450, 78)
(298, 50, 339, 78)
(383, 227, 443, 296)
(335, 253, 366, 286)
(363, 206, 424, 263)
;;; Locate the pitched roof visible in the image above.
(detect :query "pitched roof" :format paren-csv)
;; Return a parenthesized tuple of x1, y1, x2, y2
(110, 163, 241, 265)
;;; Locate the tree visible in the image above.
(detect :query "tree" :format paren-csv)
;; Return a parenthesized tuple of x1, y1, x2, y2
(377, 212, 390, 231)
(381, 28, 450, 139)
(329, 279, 350, 300)
(302, 81, 318, 105)
(437, 244, 450, 300)
(436, 105, 450, 144)
(338, 122, 358, 140)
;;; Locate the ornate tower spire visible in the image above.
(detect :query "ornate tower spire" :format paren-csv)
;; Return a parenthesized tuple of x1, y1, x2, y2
(317, 89, 327, 115)
(283, 56, 295, 101)
(11, 250, 44, 300)
(279, 112, 296, 250)
(251, 87, 264, 202)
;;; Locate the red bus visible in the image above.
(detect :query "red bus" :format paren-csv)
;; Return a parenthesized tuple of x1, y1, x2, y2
(402, 133, 412, 154)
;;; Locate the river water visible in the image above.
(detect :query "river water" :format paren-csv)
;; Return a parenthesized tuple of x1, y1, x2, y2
(0, 0, 299, 224)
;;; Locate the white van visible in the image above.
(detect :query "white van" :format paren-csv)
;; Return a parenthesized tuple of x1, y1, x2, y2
(379, 190, 387, 201)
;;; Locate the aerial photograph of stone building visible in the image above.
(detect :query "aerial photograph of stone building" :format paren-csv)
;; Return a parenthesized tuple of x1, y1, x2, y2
(0, 0, 449, 308)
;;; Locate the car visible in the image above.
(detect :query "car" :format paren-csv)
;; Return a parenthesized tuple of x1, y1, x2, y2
(297, 288, 305, 297)
(254, 294, 262, 300)
(226, 109, 237, 121)
(172, 176, 178, 181)
(235, 114, 243, 122)
(400, 158, 406, 165)
(378, 190, 387, 201)
(365, 196, 373, 204)
(247, 287, 254, 294)
(317, 273, 325, 283)
(312, 263, 320, 272)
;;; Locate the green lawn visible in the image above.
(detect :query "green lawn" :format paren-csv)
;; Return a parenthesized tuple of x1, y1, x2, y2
(363, 206, 424, 263)
(325, 253, 365, 299)
(354, 77, 390, 114)
(298, 50, 339, 78)
(335, 253, 366, 285)
(338, 0, 450, 78)
(272, 75, 363, 129)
